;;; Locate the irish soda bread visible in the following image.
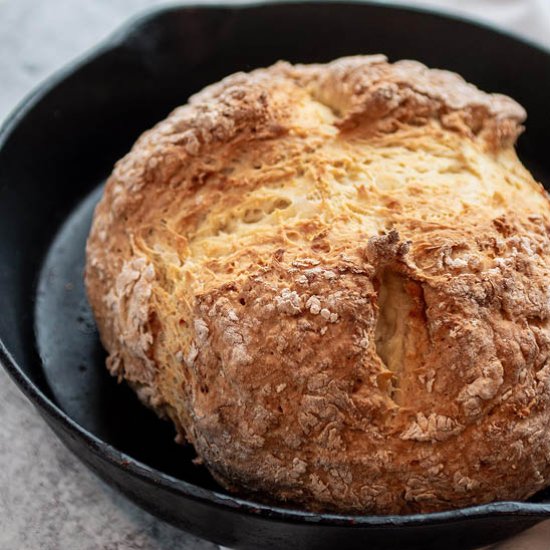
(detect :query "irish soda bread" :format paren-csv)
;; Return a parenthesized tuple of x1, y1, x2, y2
(85, 55, 550, 514)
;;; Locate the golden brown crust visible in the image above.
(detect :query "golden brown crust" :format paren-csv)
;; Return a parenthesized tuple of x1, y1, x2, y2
(85, 55, 550, 514)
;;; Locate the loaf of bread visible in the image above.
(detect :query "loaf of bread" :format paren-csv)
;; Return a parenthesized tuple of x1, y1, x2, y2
(85, 55, 550, 514)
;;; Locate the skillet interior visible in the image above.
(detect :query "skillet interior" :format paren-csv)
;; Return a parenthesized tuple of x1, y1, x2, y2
(1, 3, 550, 549)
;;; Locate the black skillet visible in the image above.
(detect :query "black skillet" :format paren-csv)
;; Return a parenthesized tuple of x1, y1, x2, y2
(1, 3, 550, 549)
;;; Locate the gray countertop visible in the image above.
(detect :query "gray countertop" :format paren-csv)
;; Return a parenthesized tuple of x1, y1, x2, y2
(1, 1, 549, 548)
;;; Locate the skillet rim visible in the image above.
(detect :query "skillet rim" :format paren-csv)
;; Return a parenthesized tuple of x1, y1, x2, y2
(1, 0, 550, 528)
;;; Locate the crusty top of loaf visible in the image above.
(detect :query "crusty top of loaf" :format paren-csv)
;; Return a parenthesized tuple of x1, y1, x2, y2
(85, 55, 550, 515)
(120, 55, 525, 169)
(200, 54, 523, 144)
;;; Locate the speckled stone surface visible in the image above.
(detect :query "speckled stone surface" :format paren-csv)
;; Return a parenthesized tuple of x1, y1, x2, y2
(1, 1, 550, 549)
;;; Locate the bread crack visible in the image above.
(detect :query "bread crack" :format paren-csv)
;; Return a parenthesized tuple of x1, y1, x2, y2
(374, 270, 428, 404)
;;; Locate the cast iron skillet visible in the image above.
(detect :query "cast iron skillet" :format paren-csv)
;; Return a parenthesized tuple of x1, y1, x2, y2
(1, 3, 550, 549)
